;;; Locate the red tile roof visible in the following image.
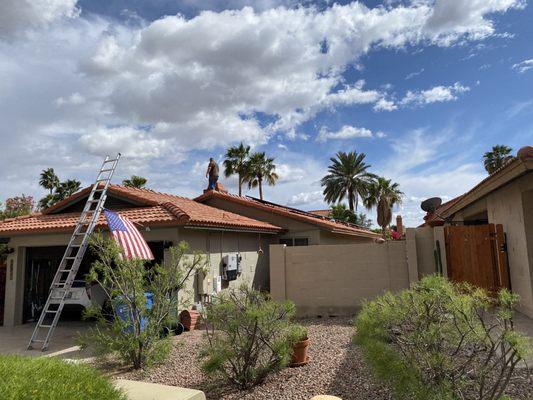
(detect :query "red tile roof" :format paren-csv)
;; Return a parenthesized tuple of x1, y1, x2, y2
(0, 185, 282, 236)
(195, 191, 381, 239)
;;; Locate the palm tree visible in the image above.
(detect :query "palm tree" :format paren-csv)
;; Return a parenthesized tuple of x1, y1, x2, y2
(364, 177, 403, 236)
(483, 145, 513, 174)
(55, 179, 81, 200)
(39, 168, 60, 194)
(223, 143, 251, 196)
(123, 175, 148, 189)
(246, 152, 279, 200)
(321, 151, 376, 212)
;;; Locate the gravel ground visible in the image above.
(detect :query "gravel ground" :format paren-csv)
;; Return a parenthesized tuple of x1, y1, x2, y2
(118, 317, 532, 400)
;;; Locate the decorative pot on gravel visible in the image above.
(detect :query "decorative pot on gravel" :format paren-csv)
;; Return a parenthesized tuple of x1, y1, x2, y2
(180, 309, 200, 331)
(290, 326, 310, 367)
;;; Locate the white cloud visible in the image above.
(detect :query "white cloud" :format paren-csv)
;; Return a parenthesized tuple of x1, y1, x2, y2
(400, 82, 470, 106)
(405, 68, 425, 80)
(79, 126, 170, 159)
(55, 92, 85, 107)
(0, 0, 523, 202)
(316, 125, 379, 142)
(287, 190, 323, 206)
(0, 0, 79, 39)
(373, 98, 398, 112)
(423, 0, 525, 46)
(512, 59, 533, 73)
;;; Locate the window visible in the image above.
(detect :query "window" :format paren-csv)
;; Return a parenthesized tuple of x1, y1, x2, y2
(294, 238, 309, 246)
(279, 238, 293, 246)
(279, 238, 309, 246)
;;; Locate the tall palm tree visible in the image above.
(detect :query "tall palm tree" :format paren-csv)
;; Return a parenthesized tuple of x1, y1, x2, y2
(223, 143, 251, 196)
(483, 145, 513, 174)
(123, 175, 148, 189)
(364, 177, 403, 236)
(246, 152, 278, 200)
(55, 179, 81, 200)
(39, 168, 60, 194)
(321, 151, 376, 212)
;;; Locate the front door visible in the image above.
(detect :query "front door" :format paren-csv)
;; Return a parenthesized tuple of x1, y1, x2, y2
(444, 224, 510, 292)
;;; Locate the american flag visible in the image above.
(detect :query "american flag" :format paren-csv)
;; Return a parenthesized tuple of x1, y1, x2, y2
(103, 209, 154, 260)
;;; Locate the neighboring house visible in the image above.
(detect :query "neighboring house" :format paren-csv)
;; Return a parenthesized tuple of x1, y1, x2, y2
(421, 145, 533, 316)
(0, 184, 379, 326)
(195, 189, 380, 246)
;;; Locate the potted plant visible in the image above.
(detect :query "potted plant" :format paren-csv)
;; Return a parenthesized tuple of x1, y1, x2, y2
(180, 309, 200, 331)
(289, 325, 310, 367)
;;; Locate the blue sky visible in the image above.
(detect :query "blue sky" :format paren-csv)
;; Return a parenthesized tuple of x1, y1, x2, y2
(0, 0, 532, 227)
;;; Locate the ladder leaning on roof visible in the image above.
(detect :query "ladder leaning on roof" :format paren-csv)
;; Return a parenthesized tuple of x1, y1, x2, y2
(27, 154, 121, 351)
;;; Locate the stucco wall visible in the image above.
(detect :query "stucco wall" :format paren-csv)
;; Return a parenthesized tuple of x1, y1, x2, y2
(270, 241, 412, 317)
(2, 227, 272, 326)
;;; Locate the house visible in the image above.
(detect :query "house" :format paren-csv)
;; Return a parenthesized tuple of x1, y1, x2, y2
(0, 184, 379, 326)
(421, 145, 533, 316)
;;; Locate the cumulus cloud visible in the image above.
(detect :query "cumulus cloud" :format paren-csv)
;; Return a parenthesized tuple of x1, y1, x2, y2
(0, 0, 79, 39)
(316, 125, 381, 142)
(400, 82, 470, 106)
(79, 126, 170, 159)
(423, 0, 525, 46)
(287, 190, 323, 206)
(0, 0, 523, 201)
(512, 59, 533, 73)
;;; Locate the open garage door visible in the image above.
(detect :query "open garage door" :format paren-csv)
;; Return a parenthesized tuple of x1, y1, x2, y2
(444, 224, 511, 292)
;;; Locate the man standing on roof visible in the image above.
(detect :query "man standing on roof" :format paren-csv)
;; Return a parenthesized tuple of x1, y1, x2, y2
(206, 157, 220, 190)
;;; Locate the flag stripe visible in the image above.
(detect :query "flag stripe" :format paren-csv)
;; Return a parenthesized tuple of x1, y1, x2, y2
(104, 209, 154, 260)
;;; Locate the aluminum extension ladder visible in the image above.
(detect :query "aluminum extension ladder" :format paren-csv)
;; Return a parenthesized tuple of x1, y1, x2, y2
(27, 154, 121, 351)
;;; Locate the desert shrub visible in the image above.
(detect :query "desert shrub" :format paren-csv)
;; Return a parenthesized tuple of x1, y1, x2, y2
(79, 235, 205, 369)
(0, 355, 125, 400)
(355, 275, 530, 400)
(200, 286, 300, 389)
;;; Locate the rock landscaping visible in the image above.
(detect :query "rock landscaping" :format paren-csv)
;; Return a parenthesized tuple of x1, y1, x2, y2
(119, 316, 532, 400)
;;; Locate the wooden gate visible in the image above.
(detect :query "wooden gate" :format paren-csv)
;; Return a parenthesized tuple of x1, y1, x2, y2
(444, 224, 510, 292)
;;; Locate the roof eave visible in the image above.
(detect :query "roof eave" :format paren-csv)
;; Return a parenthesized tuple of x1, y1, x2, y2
(442, 159, 532, 218)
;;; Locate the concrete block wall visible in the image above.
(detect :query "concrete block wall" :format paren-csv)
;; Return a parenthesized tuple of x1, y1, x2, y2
(270, 241, 415, 317)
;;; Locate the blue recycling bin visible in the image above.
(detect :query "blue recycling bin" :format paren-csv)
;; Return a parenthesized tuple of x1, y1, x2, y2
(115, 292, 153, 333)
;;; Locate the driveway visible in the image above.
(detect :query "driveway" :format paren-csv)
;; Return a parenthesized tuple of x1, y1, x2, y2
(0, 320, 93, 359)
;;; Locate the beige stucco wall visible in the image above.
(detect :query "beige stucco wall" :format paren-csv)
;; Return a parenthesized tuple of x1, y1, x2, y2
(270, 241, 412, 317)
(2, 227, 272, 326)
(453, 173, 533, 317)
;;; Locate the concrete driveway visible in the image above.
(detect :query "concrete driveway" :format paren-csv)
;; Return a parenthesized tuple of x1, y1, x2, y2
(0, 321, 93, 359)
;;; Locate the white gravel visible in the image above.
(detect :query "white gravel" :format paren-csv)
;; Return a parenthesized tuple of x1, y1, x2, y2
(118, 317, 531, 400)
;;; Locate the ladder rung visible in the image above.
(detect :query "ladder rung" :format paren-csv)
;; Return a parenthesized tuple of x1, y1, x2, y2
(95, 178, 109, 183)
(58, 269, 72, 273)
(64, 257, 76, 260)
(40, 325, 53, 329)
(103, 158, 119, 163)
(100, 168, 114, 172)
(45, 310, 59, 314)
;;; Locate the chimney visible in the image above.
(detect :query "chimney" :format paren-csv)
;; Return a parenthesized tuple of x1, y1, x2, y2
(396, 215, 404, 237)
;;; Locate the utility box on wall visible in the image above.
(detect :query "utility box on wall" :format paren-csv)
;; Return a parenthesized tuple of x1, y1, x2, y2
(222, 253, 241, 281)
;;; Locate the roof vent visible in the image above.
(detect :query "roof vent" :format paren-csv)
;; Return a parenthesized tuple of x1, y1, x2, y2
(421, 197, 442, 213)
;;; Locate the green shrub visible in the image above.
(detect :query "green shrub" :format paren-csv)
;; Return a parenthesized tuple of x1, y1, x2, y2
(79, 235, 205, 369)
(200, 285, 300, 389)
(355, 275, 530, 400)
(0, 355, 125, 400)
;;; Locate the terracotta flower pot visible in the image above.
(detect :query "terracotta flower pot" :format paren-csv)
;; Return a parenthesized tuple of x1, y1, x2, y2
(180, 309, 200, 331)
(290, 337, 310, 367)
